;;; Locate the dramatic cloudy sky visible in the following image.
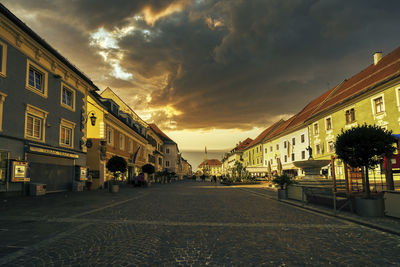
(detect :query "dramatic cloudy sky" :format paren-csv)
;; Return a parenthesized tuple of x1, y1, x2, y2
(4, 0, 400, 150)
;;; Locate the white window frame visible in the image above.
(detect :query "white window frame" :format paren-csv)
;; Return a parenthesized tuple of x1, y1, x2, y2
(0, 92, 6, 132)
(328, 140, 335, 153)
(25, 59, 48, 98)
(59, 118, 75, 148)
(301, 134, 305, 143)
(119, 133, 125, 150)
(371, 94, 386, 116)
(0, 40, 7, 78)
(276, 144, 279, 150)
(301, 150, 305, 159)
(325, 117, 333, 131)
(60, 82, 76, 111)
(129, 139, 133, 153)
(345, 107, 356, 124)
(313, 123, 319, 136)
(25, 104, 48, 142)
(107, 126, 114, 145)
(315, 144, 321, 155)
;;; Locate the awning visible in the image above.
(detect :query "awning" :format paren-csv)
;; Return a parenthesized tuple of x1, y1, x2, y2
(392, 134, 400, 139)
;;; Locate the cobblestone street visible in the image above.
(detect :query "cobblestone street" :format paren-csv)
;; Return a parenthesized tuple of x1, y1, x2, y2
(0, 181, 399, 266)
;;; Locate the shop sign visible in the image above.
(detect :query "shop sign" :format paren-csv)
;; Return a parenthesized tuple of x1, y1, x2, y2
(11, 161, 30, 182)
(29, 146, 79, 159)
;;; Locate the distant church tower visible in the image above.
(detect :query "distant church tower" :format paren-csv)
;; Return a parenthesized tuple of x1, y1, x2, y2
(204, 146, 208, 161)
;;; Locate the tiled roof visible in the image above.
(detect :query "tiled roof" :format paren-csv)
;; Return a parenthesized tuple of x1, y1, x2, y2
(246, 119, 286, 149)
(265, 116, 297, 141)
(199, 159, 222, 167)
(149, 124, 176, 144)
(233, 138, 253, 152)
(311, 47, 400, 117)
(285, 82, 344, 130)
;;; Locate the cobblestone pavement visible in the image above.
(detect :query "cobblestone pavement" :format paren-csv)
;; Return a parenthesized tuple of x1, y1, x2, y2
(0, 180, 399, 266)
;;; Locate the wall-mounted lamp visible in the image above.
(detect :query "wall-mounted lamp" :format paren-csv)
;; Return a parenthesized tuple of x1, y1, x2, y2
(89, 111, 97, 126)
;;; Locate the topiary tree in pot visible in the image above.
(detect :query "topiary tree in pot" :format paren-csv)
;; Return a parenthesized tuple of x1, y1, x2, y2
(106, 156, 127, 192)
(142, 164, 155, 186)
(272, 173, 295, 199)
(335, 124, 396, 216)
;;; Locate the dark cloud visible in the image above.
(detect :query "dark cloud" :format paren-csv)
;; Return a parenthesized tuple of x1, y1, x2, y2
(3, 0, 400, 131)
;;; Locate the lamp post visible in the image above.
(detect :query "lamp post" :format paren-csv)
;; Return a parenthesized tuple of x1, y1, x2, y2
(89, 111, 97, 126)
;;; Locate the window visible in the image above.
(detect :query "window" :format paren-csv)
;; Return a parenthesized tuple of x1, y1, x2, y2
(0, 92, 6, 132)
(345, 108, 355, 124)
(270, 146, 273, 152)
(374, 97, 384, 114)
(61, 83, 75, 111)
(292, 137, 295, 146)
(59, 119, 75, 148)
(326, 117, 332, 131)
(159, 158, 162, 165)
(265, 160, 268, 165)
(25, 104, 48, 142)
(111, 102, 119, 115)
(291, 153, 295, 161)
(265, 148, 268, 153)
(166, 148, 170, 154)
(129, 139, 133, 153)
(284, 155, 287, 162)
(166, 161, 170, 167)
(270, 159, 273, 165)
(301, 151, 305, 159)
(313, 123, 319, 135)
(256, 147, 258, 153)
(284, 141, 287, 148)
(328, 141, 335, 153)
(301, 134, 305, 143)
(119, 134, 125, 150)
(0, 41, 7, 77)
(276, 144, 279, 150)
(316, 144, 321, 155)
(107, 126, 113, 145)
(25, 60, 48, 97)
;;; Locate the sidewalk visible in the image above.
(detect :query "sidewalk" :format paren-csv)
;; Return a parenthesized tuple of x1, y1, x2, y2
(256, 185, 400, 236)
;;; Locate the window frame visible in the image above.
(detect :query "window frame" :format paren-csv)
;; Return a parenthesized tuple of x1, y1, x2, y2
(301, 134, 305, 143)
(60, 82, 76, 112)
(345, 108, 356, 124)
(301, 150, 305, 160)
(59, 118, 75, 148)
(328, 140, 335, 153)
(0, 92, 6, 132)
(292, 137, 296, 146)
(371, 95, 385, 115)
(315, 144, 321, 155)
(119, 133, 125, 150)
(325, 117, 332, 131)
(107, 126, 114, 145)
(0, 40, 7, 78)
(24, 104, 48, 142)
(25, 59, 48, 98)
(313, 123, 319, 135)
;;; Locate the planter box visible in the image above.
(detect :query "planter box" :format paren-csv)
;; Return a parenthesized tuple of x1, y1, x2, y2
(277, 189, 287, 200)
(287, 185, 303, 201)
(109, 184, 119, 193)
(355, 197, 384, 217)
(384, 191, 400, 218)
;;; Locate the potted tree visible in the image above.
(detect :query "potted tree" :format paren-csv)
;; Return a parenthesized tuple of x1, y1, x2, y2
(106, 156, 127, 193)
(272, 173, 295, 199)
(335, 124, 396, 216)
(142, 164, 155, 186)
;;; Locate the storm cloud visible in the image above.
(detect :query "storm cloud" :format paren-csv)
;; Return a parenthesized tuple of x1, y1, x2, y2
(4, 0, 400, 130)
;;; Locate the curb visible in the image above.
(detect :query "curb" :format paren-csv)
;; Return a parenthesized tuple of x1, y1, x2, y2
(278, 198, 400, 236)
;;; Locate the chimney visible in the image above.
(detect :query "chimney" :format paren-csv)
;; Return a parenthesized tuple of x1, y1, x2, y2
(373, 52, 382, 65)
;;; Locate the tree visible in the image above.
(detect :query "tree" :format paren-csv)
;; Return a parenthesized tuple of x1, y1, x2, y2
(335, 124, 396, 198)
(234, 161, 243, 178)
(106, 156, 127, 181)
(272, 174, 295, 189)
(142, 164, 155, 175)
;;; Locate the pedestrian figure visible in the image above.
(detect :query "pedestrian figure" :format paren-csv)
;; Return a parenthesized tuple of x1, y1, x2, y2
(213, 175, 217, 183)
(137, 172, 144, 187)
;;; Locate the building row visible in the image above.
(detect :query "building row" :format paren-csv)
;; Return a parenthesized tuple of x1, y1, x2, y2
(0, 4, 191, 195)
(223, 47, 400, 187)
